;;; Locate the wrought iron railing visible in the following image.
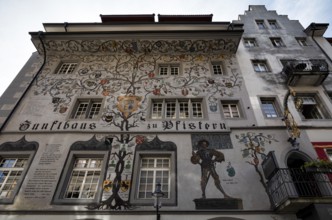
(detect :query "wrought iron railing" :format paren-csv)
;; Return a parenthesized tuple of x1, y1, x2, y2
(282, 60, 329, 75)
(267, 168, 332, 208)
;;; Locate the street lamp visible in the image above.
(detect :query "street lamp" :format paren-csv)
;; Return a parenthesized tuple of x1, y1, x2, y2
(152, 182, 164, 220)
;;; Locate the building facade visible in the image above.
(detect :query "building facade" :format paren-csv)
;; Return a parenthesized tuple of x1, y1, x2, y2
(0, 5, 332, 220)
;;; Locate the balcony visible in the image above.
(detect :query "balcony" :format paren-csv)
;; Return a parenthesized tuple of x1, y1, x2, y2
(282, 60, 329, 86)
(267, 168, 332, 212)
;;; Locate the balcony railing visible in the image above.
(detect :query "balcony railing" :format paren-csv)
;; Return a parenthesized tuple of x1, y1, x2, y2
(267, 168, 332, 212)
(282, 60, 330, 86)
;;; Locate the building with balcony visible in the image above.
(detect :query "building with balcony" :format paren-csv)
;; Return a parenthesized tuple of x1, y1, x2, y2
(237, 5, 332, 220)
(0, 5, 332, 220)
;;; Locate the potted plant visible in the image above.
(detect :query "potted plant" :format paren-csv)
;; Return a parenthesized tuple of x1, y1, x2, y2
(302, 159, 332, 172)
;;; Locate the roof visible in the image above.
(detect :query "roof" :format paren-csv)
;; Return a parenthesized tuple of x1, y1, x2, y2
(100, 14, 214, 23)
(304, 23, 329, 37)
(100, 14, 155, 23)
(158, 14, 213, 23)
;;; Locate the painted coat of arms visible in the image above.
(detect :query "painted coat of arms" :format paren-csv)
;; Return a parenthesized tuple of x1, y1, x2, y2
(117, 95, 142, 118)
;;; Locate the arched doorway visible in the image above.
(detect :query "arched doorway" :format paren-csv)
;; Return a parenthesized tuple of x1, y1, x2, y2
(286, 151, 320, 197)
(286, 151, 311, 168)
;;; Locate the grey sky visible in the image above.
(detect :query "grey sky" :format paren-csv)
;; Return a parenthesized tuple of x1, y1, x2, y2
(0, 0, 331, 96)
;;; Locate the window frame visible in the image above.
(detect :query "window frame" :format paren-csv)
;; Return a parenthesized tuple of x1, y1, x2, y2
(268, 20, 280, 29)
(296, 93, 331, 120)
(130, 151, 176, 206)
(150, 98, 205, 120)
(53, 151, 109, 205)
(243, 38, 258, 48)
(256, 20, 266, 29)
(327, 149, 332, 161)
(252, 60, 270, 72)
(0, 151, 35, 204)
(70, 98, 103, 120)
(270, 37, 285, 47)
(211, 62, 225, 75)
(327, 91, 332, 103)
(296, 37, 308, 46)
(158, 64, 181, 76)
(55, 62, 78, 74)
(137, 157, 171, 199)
(221, 100, 242, 119)
(259, 97, 282, 119)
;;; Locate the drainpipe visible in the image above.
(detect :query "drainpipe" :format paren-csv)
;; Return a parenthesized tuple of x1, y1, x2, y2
(0, 31, 47, 133)
(64, 22, 68, 32)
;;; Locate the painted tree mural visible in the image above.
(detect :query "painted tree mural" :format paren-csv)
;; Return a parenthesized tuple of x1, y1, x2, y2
(30, 38, 243, 210)
(236, 132, 278, 206)
(33, 39, 243, 127)
(87, 134, 148, 210)
(87, 134, 134, 210)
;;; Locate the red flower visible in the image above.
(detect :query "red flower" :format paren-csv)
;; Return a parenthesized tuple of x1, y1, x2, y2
(100, 79, 109, 85)
(153, 88, 160, 95)
(102, 90, 110, 96)
(136, 136, 145, 144)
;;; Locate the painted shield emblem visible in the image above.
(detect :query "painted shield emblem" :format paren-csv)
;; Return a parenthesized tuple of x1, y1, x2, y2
(117, 95, 142, 119)
(103, 180, 113, 192)
(121, 180, 131, 192)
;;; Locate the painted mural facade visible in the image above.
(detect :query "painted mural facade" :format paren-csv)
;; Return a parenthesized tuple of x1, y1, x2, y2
(2, 6, 332, 220)
(0, 36, 299, 215)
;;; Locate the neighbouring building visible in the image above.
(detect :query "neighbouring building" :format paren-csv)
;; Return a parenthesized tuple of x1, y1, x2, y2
(0, 5, 332, 220)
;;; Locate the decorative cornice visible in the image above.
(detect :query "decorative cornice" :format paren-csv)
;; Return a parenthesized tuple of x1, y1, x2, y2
(70, 135, 112, 151)
(0, 136, 38, 151)
(136, 136, 176, 151)
(36, 38, 239, 54)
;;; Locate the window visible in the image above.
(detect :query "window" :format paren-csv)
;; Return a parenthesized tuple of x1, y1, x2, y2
(130, 136, 177, 206)
(71, 99, 103, 119)
(0, 138, 37, 204)
(56, 62, 78, 74)
(64, 158, 103, 199)
(244, 38, 258, 48)
(151, 98, 204, 120)
(296, 94, 331, 119)
(327, 91, 332, 101)
(268, 20, 279, 29)
(0, 157, 28, 200)
(252, 60, 269, 72)
(270, 38, 285, 47)
(259, 97, 281, 118)
(211, 62, 224, 75)
(296, 38, 308, 46)
(221, 101, 241, 118)
(137, 157, 170, 199)
(158, 64, 180, 76)
(53, 151, 108, 204)
(256, 20, 266, 29)
(53, 137, 110, 205)
(327, 150, 332, 161)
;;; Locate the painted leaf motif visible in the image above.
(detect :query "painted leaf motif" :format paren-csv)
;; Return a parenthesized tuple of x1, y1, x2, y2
(242, 149, 249, 158)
